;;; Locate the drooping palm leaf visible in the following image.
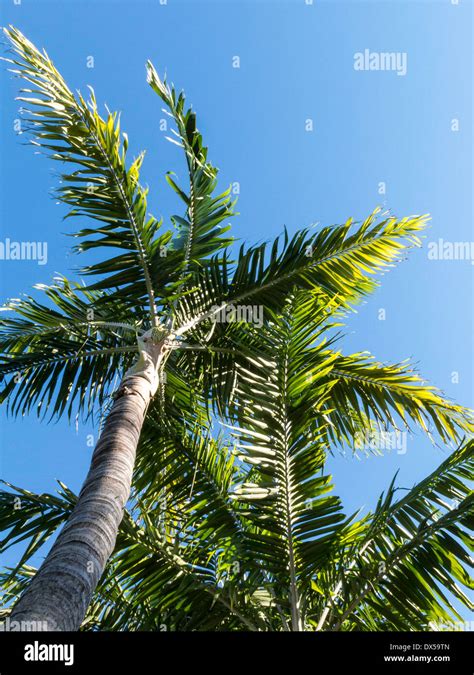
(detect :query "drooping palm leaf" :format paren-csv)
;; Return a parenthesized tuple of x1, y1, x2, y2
(0, 278, 139, 419)
(323, 352, 474, 447)
(0, 480, 75, 581)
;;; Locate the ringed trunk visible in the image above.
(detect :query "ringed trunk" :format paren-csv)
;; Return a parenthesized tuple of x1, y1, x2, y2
(10, 335, 165, 631)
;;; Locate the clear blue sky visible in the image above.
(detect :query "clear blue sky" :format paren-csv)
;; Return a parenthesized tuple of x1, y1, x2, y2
(0, 0, 472, 617)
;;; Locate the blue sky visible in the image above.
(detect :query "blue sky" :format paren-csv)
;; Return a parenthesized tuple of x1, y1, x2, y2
(0, 0, 472, 618)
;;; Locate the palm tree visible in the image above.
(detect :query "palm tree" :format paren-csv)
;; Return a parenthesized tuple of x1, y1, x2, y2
(2, 293, 472, 630)
(1, 26, 471, 631)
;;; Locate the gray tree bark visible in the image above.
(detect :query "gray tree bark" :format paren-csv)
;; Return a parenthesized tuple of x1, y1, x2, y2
(10, 334, 165, 631)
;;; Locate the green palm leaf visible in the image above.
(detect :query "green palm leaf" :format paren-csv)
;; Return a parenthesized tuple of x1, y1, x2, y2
(325, 352, 474, 446)
(0, 278, 138, 419)
(3, 27, 180, 319)
(147, 62, 235, 274)
(316, 440, 473, 631)
(173, 209, 428, 337)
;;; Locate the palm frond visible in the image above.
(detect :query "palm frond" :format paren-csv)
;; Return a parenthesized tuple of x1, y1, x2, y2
(324, 352, 474, 447)
(0, 278, 138, 418)
(0, 481, 75, 583)
(147, 62, 234, 275)
(173, 210, 428, 337)
(317, 441, 474, 631)
(227, 300, 349, 629)
(3, 27, 180, 319)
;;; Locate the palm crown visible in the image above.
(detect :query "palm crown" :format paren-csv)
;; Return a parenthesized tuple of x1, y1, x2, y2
(0, 26, 472, 631)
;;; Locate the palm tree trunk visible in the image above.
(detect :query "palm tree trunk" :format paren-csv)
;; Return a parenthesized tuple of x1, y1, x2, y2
(10, 337, 165, 631)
